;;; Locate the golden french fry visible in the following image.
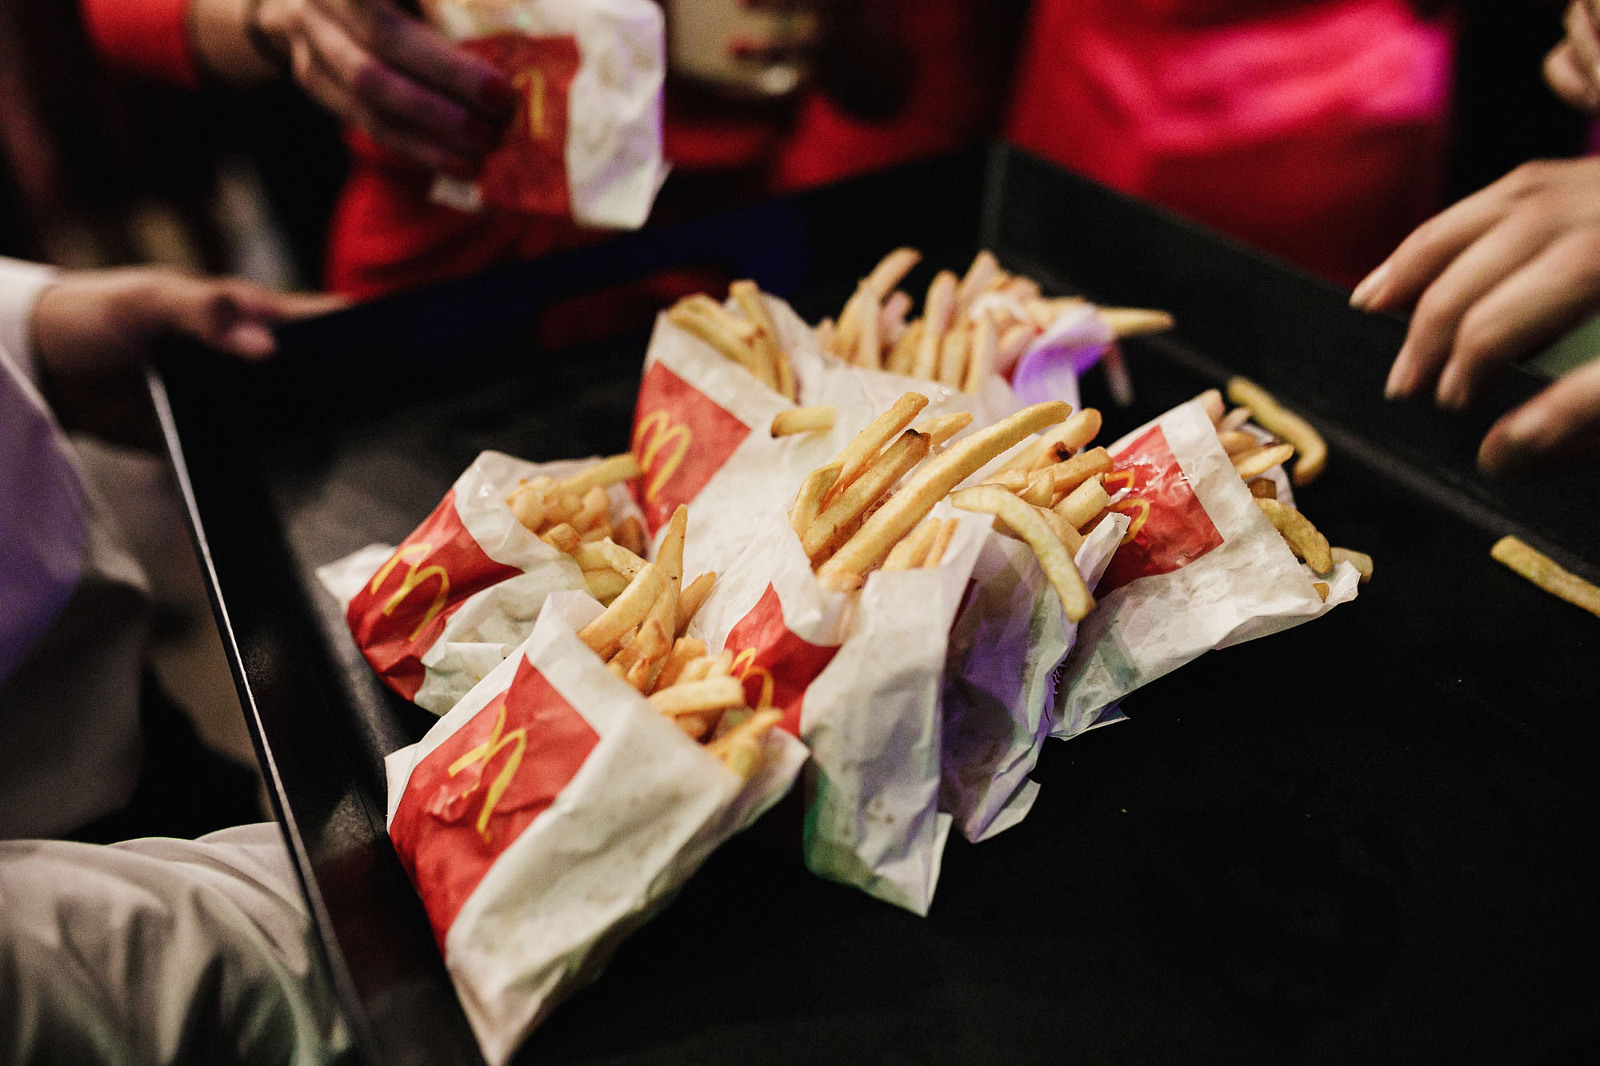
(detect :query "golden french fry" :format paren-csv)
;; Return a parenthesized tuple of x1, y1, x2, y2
(614, 515, 647, 558)
(1216, 429, 1260, 456)
(706, 708, 782, 780)
(913, 271, 958, 380)
(1031, 409, 1104, 470)
(543, 490, 582, 527)
(540, 523, 582, 555)
(1038, 447, 1114, 501)
(1255, 497, 1333, 574)
(582, 567, 629, 603)
(854, 286, 883, 369)
(1247, 477, 1278, 500)
(1054, 474, 1110, 530)
(703, 649, 735, 678)
(591, 539, 647, 578)
(790, 462, 841, 537)
(648, 677, 748, 717)
(885, 317, 924, 376)
(936, 320, 970, 388)
(1020, 468, 1056, 507)
(881, 290, 912, 346)
(1491, 536, 1600, 618)
(1218, 406, 1252, 433)
(676, 571, 716, 636)
(1330, 546, 1373, 583)
(771, 406, 837, 437)
(559, 453, 642, 496)
(680, 656, 713, 684)
(803, 431, 930, 565)
(911, 411, 973, 448)
(817, 317, 839, 358)
(864, 247, 922, 297)
(1232, 443, 1296, 482)
(982, 469, 1030, 493)
(950, 485, 1095, 621)
(955, 250, 1001, 313)
(1194, 388, 1226, 425)
(654, 636, 708, 691)
(577, 562, 665, 657)
(882, 518, 940, 571)
(1038, 506, 1085, 554)
(729, 280, 784, 387)
(674, 713, 714, 741)
(830, 392, 929, 499)
(820, 401, 1072, 580)
(643, 505, 687, 673)
(923, 517, 959, 568)
(668, 300, 767, 384)
(817, 569, 864, 593)
(994, 322, 1034, 378)
(571, 486, 609, 532)
(1227, 376, 1328, 486)
(962, 310, 997, 394)
(1097, 306, 1175, 337)
(1313, 581, 1330, 603)
(506, 483, 548, 532)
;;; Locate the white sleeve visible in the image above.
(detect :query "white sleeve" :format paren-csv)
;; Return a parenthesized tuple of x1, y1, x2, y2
(0, 258, 85, 687)
(0, 823, 352, 1065)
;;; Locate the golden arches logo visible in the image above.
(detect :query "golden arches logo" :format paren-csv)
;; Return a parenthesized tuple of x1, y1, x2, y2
(632, 410, 691, 504)
(729, 648, 775, 713)
(1102, 469, 1151, 544)
(513, 67, 548, 140)
(447, 702, 527, 843)
(369, 542, 451, 642)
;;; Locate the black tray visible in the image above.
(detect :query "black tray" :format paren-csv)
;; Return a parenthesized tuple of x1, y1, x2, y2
(153, 146, 1600, 1066)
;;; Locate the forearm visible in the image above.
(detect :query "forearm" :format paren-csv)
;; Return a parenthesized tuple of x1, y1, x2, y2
(189, 0, 286, 86)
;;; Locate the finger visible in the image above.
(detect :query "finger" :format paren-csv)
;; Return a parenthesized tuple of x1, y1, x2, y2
(297, 14, 499, 170)
(328, 0, 514, 122)
(1479, 354, 1600, 477)
(1437, 226, 1600, 408)
(1544, 42, 1600, 114)
(1384, 207, 1562, 400)
(1351, 177, 1525, 312)
(1567, 1, 1600, 85)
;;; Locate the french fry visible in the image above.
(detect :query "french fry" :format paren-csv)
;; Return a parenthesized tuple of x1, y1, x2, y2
(1255, 497, 1333, 574)
(854, 286, 883, 368)
(923, 517, 959, 568)
(955, 250, 1001, 313)
(668, 299, 770, 386)
(614, 516, 647, 558)
(1491, 536, 1600, 618)
(729, 280, 787, 395)
(1054, 474, 1110, 530)
(911, 411, 973, 447)
(961, 310, 997, 394)
(937, 321, 970, 388)
(1232, 443, 1296, 482)
(653, 637, 708, 691)
(643, 506, 688, 677)
(558, 453, 641, 495)
(803, 431, 930, 564)
(864, 247, 922, 297)
(1037, 447, 1114, 501)
(1038, 506, 1085, 554)
(1019, 468, 1056, 508)
(1097, 307, 1175, 337)
(885, 317, 924, 375)
(540, 523, 582, 554)
(1227, 376, 1328, 486)
(880, 291, 912, 345)
(507, 486, 548, 532)
(771, 406, 836, 437)
(882, 518, 941, 571)
(994, 322, 1033, 377)
(572, 486, 609, 532)
(830, 393, 928, 499)
(705, 708, 782, 779)
(1216, 429, 1260, 456)
(582, 568, 629, 603)
(913, 271, 958, 380)
(1218, 406, 1253, 433)
(648, 677, 748, 717)
(1194, 388, 1226, 425)
(1330, 546, 1373, 584)
(790, 463, 841, 537)
(577, 562, 665, 658)
(675, 571, 716, 636)
(1247, 478, 1278, 500)
(591, 539, 647, 578)
(950, 485, 1095, 621)
(819, 401, 1071, 581)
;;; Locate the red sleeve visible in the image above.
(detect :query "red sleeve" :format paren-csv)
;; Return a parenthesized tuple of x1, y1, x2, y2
(80, 0, 201, 88)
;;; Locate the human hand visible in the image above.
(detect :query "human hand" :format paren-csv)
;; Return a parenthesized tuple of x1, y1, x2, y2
(1545, 2, 1600, 116)
(1350, 158, 1600, 476)
(248, 0, 515, 175)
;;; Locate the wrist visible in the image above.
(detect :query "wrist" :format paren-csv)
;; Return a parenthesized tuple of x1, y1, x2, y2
(189, 0, 287, 84)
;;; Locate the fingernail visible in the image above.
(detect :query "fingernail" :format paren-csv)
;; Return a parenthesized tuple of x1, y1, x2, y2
(1351, 261, 1390, 308)
(1384, 349, 1411, 399)
(1436, 371, 1466, 411)
(226, 321, 277, 359)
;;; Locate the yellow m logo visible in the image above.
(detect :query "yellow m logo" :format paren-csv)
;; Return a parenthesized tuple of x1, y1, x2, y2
(447, 702, 528, 843)
(632, 410, 691, 504)
(369, 542, 451, 642)
(513, 67, 548, 140)
(730, 648, 775, 712)
(1102, 470, 1149, 544)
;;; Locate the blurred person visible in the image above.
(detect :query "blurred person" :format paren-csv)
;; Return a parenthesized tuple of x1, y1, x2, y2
(0, 256, 349, 1062)
(1005, 0, 1458, 288)
(82, 0, 1018, 299)
(1352, 1, 1600, 477)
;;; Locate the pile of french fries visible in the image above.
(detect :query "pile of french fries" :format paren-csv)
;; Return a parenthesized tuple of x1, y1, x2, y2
(1196, 380, 1372, 598)
(564, 503, 777, 779)
(819, 247, 1175, 393)
(504, 453, 653, 604)
(665, 282, 798, 401)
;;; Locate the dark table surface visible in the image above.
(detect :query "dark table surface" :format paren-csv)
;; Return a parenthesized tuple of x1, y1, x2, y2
(154, 146, 1600, 1066)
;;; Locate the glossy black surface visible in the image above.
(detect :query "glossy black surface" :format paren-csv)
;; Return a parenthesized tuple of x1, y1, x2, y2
(154, 147, 1600, 1065)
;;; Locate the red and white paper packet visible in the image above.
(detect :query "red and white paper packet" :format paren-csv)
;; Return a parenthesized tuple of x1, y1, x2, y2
(939, 510, 1129, 843)
(1053, 399, 1361, 736)
(686, 502, 990, 915)
(317, 450, 643, 714)
(424, 0, 666, 228)
(384, 591, 805, 1065)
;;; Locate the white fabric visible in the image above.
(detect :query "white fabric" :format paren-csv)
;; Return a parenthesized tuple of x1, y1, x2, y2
(0, 822, 350, 1065)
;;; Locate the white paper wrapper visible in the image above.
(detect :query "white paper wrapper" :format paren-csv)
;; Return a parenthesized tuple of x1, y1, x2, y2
(425, 0, 666, 228)
(317, 451, 642, 714)
(939, 511, 1129, 843)
(1054, 400, 1360, 735)
(686, 502, 989, 915)
(385, 592, 805, 1065)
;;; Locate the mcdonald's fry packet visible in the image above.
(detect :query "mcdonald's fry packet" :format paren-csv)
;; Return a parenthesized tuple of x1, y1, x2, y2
(385, 591, 805, 1065)
(685, 502, 989, 916)
(939, 511, 1129, 844)
(423, 0, 666, 228)
(1053, 400, 1360, 737)
(317, 450, 643, 715)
